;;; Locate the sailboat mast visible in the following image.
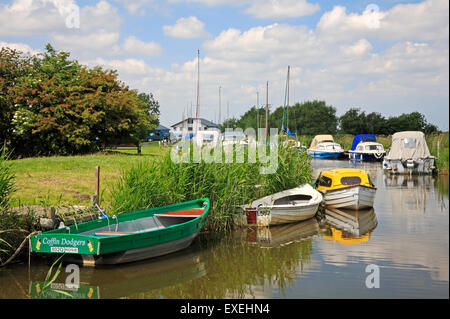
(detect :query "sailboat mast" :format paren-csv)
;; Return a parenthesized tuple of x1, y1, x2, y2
(265, 81, 269, 141)
(195, 50, 200, 122)
(218, 86, 221, 125)
(287, 65, 290, 133)
(256, 91, 259, 130)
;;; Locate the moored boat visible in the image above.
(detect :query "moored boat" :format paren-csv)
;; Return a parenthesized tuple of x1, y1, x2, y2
(383, 131, 436, 174)
(234, 184, 323, 227)
(307, 135, 345, 159)
(348, 134, 386, 161)
(30, 198, 209, 266)
(315, 168, 376, 210)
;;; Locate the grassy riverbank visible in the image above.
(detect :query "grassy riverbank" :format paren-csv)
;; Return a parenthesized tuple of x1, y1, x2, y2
(8, 143, 168, 208)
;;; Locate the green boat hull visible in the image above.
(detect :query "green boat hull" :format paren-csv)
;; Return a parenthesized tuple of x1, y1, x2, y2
(30, 198, 209, 265)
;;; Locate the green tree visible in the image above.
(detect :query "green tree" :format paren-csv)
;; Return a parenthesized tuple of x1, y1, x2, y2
(288, 100, 338, 135)
(339, 108, 366, 135)
(7, 43, 158, 157)
(0, 47, 32, 149)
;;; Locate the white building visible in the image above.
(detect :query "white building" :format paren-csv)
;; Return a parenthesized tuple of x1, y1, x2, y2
(171, 117, 221, 145)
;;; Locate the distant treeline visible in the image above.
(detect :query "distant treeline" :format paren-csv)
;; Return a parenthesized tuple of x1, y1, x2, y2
(0, 44, 159, 158)
(222, 100, 440, 136)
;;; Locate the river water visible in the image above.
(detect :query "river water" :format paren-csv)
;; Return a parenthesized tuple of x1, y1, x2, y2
(0, 160, 448, 299)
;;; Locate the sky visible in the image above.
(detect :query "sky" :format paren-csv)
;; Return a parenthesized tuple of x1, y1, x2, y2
(0, 0, 448, 130)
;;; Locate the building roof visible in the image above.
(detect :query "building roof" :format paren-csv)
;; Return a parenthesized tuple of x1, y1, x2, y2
(155, 125, 170, 131)
(171, 117, 219, 129)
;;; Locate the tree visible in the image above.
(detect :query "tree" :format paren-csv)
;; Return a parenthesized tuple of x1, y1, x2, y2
(0, 47, 32, 148)
(289, 100, 338, 135)
(339, 108, 365, 135)
(5, 43, 158, 157)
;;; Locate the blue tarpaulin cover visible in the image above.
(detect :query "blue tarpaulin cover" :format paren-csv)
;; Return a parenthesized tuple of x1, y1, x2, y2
(351, 134, 377, 150)
(287, 129, 296, 136)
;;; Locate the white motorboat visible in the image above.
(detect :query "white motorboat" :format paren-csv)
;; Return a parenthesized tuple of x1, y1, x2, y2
(234, 184, 323, 227)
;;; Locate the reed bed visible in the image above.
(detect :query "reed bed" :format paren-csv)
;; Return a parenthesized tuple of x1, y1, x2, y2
(109, 143, 312, 231)
(426, 132, 449, 174)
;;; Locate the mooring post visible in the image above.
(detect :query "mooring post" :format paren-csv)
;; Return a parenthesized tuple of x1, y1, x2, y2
(95, 166, 100, 205)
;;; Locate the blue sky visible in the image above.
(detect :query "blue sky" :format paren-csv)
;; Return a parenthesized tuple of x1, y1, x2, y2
(0, 0, 448, 130)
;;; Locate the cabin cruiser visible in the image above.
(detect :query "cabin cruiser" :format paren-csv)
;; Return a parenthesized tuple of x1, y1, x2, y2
(307, 135, 345, 159)
(348, 134, 386, 161)
(315, 168, 376, 210)
(383, 131, 435, 174)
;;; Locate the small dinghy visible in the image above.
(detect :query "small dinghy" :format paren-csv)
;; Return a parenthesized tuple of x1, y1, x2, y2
(235, 184, 323, 227)
(30, 198, 209, 266)
(315, 168, 376, 210)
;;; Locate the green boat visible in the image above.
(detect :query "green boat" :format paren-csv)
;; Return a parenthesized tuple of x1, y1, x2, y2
(30, 198, 209, 266)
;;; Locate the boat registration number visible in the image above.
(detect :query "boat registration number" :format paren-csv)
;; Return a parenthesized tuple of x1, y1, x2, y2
(257, 210, 270, 216)
(50, 247, 78, 253)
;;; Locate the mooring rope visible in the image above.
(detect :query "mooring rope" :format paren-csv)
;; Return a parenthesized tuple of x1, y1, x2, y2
(0, 231, 40, 267)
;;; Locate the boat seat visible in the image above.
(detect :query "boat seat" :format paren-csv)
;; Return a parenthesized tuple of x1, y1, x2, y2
(154, 208, 205, 218)
(94, 231, 134, 236)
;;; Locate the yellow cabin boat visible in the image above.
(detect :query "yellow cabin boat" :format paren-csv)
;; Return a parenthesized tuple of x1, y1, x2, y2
(315, 168, 376, 210)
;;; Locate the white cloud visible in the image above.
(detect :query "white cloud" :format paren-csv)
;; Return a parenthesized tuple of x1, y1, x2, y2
(340, 39, 372, 56)
(51, 1, 122, 54)
(170, 0, 320, 19)
(0, 41, 41, 55)
(245, 0, 320, 19)
(2, 0, 446, 129)
(122, 36, 163, 56)
(91, 58, 157, 75)
(0, 0, 73, 36)
(163, 16, 210, 39)
(0, 0, 123, 54)
(52, 31, 120, 51)
(317, 0, 449, 42)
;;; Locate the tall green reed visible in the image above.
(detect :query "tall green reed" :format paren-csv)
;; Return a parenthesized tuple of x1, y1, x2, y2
(109, 142, 312, 230)
(0, 146, 15, 209)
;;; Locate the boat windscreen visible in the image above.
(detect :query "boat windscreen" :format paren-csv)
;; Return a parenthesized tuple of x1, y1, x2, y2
(340, 176, 361, 185)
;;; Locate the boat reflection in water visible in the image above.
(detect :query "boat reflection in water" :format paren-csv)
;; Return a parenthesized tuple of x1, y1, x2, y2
(320, 207, 378, 244)
(29, 248, 206, 299)
(383, 174, 436, 214)
(243, 218, 319, 248)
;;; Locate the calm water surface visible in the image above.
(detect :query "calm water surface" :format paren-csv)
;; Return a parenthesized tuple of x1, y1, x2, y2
(1, 160, 448, 299)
